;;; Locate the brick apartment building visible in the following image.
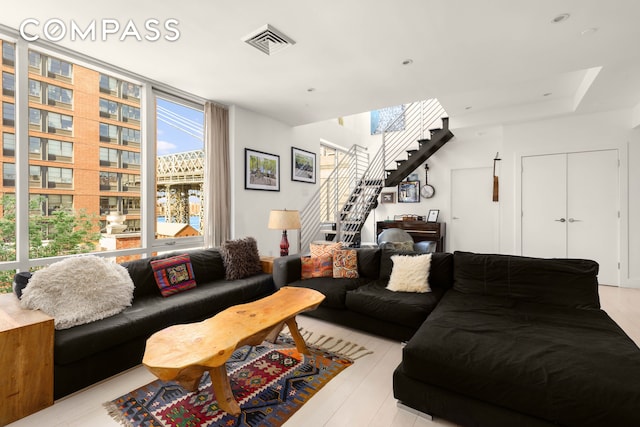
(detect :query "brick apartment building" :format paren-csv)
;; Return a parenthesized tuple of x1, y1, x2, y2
(1, 38, 142, 237)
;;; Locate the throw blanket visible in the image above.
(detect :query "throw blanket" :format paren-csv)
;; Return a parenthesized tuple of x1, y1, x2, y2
(21, 255, 134, 329)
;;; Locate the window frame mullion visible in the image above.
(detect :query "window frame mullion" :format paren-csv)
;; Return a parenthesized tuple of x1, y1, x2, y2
(15, 37, 30, 269)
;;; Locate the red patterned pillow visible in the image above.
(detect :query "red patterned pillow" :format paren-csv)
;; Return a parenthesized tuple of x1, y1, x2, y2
(333, 249, 359, 278)
(150, 254, 196, 297)
(301, 256, 314, 279)
(312, 254, 333, 277)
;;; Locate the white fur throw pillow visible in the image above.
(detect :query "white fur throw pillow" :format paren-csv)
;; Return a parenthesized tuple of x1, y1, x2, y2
(387, 253, 432, 293)
(21, 255, 134, 330)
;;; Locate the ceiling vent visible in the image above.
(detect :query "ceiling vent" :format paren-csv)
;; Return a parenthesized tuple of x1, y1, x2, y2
(242, 24, 296, 56)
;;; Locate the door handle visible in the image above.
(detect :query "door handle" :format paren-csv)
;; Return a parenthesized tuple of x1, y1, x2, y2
(452, 216, 460, 220)
(567, 218, 581, 223)
(555, 218, 566, 223)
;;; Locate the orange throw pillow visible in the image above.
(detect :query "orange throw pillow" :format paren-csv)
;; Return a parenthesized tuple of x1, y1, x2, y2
(333, 249, 359, 278)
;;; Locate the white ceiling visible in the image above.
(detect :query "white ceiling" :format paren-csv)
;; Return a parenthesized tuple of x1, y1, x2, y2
(3, 0, 640, 127)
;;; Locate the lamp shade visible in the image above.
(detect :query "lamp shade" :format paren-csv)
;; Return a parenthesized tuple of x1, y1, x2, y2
(268, 209, 301, 230)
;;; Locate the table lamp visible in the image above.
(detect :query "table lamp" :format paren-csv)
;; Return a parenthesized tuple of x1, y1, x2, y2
(268, 209, 301, 256)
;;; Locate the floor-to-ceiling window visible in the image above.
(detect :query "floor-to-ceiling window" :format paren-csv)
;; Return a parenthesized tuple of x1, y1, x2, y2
(0, 33, 207, 292)
(155, 95, 204, 241)
(319, 143, 349, 223)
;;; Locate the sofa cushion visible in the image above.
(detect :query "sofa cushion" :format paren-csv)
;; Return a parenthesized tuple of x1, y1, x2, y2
(357, 248, 381, 279)
(310, 241, 343, 258)
(301, 256, 314, 279)
(21, 255, 134, 330)
(346, 280, 445, 329)
(187, 249, 225, 283)
(55, 273, 274, 365)
(453, 251, 600, 309)
(219, 237, 263, 280)
(333, 249, 359, 278)
(380, 250, 453, 290)
(150, 254, 197, 297)
(387, 253, 431, 293)
(402, 290, 640, 426)
(287, 277, 370, 309)
(123, 249, 225, 300)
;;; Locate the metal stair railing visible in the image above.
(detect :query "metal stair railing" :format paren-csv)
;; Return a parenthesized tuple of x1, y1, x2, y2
(299, 144, 369, 252)
(335, 99, 448, 246)
(299, 98, 448, 250)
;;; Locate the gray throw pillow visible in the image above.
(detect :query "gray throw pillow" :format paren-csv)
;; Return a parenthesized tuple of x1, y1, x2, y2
(219, 237, 263, 280)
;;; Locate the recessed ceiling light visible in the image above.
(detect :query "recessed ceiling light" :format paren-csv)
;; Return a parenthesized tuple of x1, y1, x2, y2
(552, 13, 571, 24)
(402, 59, 413, 66)
(581, 27, 598, 36)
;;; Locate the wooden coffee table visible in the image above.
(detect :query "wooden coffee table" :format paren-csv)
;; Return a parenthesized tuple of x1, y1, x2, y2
(142, 287, 325, 416)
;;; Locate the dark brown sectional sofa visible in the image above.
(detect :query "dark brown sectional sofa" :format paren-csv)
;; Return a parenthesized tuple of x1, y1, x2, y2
(273, 248, 453, 341)
(52, 248, 274, 399)
(274, 249, 640, 426)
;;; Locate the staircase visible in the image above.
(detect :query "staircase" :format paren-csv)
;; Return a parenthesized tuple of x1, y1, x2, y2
(299, 99, 452, 250)
(385, 117, 453, 187)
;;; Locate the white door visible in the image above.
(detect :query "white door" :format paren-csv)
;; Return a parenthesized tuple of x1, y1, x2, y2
(521, 154, 567, 258)
(521, 150, 619, 285)
(567, 150, 619, 285)
(450, 167, 499, 253)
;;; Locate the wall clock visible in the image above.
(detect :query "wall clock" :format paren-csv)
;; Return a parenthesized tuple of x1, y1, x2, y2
(421, 163, 435, 199)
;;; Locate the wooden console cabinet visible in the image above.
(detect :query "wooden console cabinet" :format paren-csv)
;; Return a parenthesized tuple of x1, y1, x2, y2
(376, 221, 446, 252)
(0, 293, 54, 426)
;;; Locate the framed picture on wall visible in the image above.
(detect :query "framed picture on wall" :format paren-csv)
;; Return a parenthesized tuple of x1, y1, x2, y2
(381, 192, 396, 204)
(291, 147, 316, 183)
(398, 181, 420, 203)
(245, 148, 280, 191)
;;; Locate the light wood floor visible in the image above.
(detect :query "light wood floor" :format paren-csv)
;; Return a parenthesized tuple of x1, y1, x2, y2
(8, 285, 640, 427)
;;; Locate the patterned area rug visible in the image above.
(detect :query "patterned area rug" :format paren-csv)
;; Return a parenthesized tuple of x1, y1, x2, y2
(105, 330, 371, 427)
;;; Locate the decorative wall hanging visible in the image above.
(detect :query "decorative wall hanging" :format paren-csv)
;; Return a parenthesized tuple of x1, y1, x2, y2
(245, 148, 280, 191)
(398, 180, 420, 203)
(493, 152, 501, 202)
(381, 192, 396, 204)
(421, 163, 435, 199)
(291, 147, 316, 184)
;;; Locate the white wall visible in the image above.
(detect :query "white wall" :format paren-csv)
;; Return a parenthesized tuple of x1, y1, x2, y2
(229, 106, 362, 256)
(230, 105, 640, 287)
(364, 108, 639, 287)
(627, 130, 640, 283)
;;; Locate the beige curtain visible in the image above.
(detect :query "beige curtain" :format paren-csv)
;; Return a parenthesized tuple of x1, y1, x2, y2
(204, 102, 230, 247)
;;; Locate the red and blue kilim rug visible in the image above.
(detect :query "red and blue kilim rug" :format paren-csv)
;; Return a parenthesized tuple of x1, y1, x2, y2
(105, 333, 368, 427)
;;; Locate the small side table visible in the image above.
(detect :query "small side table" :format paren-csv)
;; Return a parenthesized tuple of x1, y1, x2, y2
(260, 256, 275, 274)
(0, 293, 54, 426)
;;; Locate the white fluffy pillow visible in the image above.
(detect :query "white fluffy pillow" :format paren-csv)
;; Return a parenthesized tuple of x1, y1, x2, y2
(387, 253, 432, 293)
(21, 255, 134, 329)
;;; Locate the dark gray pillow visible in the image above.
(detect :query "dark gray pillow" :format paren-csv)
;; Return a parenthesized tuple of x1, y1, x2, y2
(219, 237, 263, 280)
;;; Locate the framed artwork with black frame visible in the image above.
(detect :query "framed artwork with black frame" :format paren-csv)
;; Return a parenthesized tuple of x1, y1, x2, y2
(398, 180, 420, 203)
(427, 209, 440, 223)
(245, 148, 280, 191)
(291, 147, 316, 184)
(381, 192, 396, 204)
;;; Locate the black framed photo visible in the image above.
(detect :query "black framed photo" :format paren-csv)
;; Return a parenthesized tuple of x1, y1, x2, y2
(398, 180, 420, 203)
(245, 148, 280, 191)
(427, 209, 440, 222)
(381, 192, 396, 204)
(291, 147, 316, 184)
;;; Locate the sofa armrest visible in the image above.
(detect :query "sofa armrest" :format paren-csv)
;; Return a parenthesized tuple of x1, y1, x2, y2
(273, 255, 302, 288)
